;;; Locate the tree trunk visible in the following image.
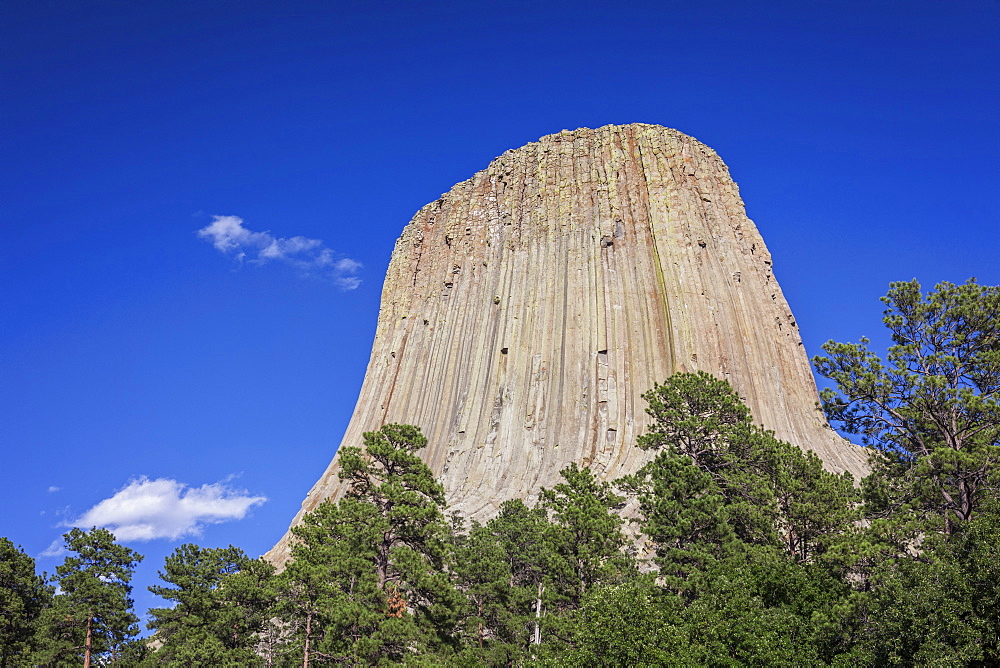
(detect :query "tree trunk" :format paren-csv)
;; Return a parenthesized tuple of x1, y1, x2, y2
(84, 615, 92, 668)
(377, 536, 392, 589)
(302, 611, 312, 668)
(477, 599, 484, 648)
(533, 584, 544, 645)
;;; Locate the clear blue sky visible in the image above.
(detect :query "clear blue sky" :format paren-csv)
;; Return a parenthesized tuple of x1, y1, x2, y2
(2, 0, 997, 625)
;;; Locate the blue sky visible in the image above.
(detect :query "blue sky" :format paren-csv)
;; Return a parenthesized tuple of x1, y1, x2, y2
(2, 0, 997, 625)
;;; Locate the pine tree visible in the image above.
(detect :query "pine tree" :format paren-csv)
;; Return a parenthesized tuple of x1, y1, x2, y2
(450, 518, 521, 663)
(616, 372, 860, 662)
(275, 497, 386, 665)
(34, 528, 142, 667)
(815, 279, 1000, 664)
(0, 537, 52, 666)
(814, 278, 1000, 538)
(563, 576, 690, 665)
(275, 424, 460, 664)
(483, 499, 559, 657)
(621, 449, 739, 591)
(631, 371, 858, 567)
(538, 463, 634, 607)
(146, 543, 273, 664)
(635, 371, 782, 547)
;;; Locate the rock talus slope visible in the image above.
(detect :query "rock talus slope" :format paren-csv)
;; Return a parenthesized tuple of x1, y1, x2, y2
(267, 123, 867, 562)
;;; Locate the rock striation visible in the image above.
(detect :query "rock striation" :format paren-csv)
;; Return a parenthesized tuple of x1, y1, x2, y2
(267, 123, 867, 563)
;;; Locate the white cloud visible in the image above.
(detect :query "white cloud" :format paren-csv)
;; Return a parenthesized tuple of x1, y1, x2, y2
(335, 275, 363, 291)
(47, 486, 60, 493)
(39, 538, 65, 558)
(67, 477, 267, 542)
(197, 215, 362, 290)
(334, 258, 363, 273)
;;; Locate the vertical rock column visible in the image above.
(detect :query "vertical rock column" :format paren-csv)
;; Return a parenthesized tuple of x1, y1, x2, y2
(267, 123, 867, 563)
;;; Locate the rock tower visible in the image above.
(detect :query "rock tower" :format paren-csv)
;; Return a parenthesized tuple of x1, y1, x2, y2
(268, 123, 867, 562)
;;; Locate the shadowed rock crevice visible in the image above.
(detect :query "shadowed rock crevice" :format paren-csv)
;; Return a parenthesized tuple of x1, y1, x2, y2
(267, 123, 867, 563)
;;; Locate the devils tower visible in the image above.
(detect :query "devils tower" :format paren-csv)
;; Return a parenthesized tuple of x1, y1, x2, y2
(268, 123, 867, 561)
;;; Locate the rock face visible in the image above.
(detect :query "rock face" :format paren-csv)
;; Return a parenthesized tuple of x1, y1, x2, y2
(267, 123, 867, 562)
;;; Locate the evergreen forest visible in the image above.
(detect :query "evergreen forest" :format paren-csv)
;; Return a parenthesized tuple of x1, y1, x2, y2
(3, 279, 998, 667)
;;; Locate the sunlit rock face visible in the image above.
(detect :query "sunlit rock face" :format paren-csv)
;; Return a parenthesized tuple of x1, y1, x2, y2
(267, 123, 867, 562)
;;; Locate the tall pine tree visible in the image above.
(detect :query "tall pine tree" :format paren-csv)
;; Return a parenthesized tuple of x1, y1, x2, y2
(0, 537, 52, 666)
(34, 528, 142, 667)
(275, 424, 460, 665)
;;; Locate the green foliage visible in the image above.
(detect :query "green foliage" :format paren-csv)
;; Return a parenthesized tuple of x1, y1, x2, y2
(450, 465, 640, 663)
(538, 463, 636, 607)
(625, 449, 739, 588)
(839, 499, 1000, 666)
(450, 517, 521, 664)
(684, 544, 854, 666)
(338, 424, 450, 593)
(558, 576, 690, 665)
(539, 464, 636, 636)
(562, 549, 854, 666)
(0, 537, 51, 666)
(276, 497, 396, 664)
(473, 499, 553, 659)
(637, 370, 754, 458)
(619, 372, 860, 663)
(848, 556, 983, 666)
(626, 372, 858, 575)
(146, 543, 274, 665)
(274, 423, 460, 665)
(771, 442, 860, 568)
(34, 527, 142, 666)
(815, 278, 1000, 537)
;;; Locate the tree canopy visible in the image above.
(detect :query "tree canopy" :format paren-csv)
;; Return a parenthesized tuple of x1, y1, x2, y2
(815, 278, 1000, 536)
